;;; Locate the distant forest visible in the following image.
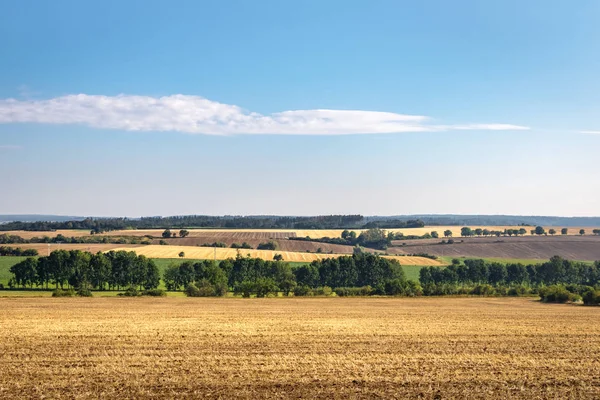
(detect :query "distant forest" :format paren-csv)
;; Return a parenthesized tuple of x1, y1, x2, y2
(1, 213, 599, 232)
(0, 215, 424, 232)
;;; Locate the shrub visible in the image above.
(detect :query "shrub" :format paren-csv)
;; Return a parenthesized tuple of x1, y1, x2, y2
(122, 287, 139, 297)
(334, 286, 372, 297)
(312, 286, 333, 296)
(293, 285, 312, 296)
(507, 285, 530, 296)
(52, 288, 75, 297)
(77, 287, 93, 297)
(404, 280, 423, 297)
(471, 284, 495, 296)
(142, 289, 167, 297)
(539, 285, 581, 303)
(257, 241, 278, 250)
(582, 289, 600, 306)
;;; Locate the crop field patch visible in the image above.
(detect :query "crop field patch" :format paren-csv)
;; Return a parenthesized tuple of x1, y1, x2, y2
(108, 245, 443, 265)
(389, 235, 600, 261)
(0, 297, 598, 399)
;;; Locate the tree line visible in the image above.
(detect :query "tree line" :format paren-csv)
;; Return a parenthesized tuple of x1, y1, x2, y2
(8, 250, 160, 291)
(0, 246, 38, 256)
(0, 233, 152, 245)
(161, 253, 407, 297)
(0, 215, 370, 231)
(420, 256, 600, 288)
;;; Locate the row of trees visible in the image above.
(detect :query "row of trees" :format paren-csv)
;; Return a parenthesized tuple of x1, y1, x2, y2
(0, 246, 38, 256)
(0, 215, 368, 231)
(459, 226, 596, 237)
(420, 257, 600, 287)
(9, 250, 160, 290)
(162, 253, 405, 296)
(0, 233, 151, 245)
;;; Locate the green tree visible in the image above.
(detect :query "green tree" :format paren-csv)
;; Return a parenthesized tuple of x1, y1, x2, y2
(549, 229, 556, 236)
(430, 231, 439, 239)
(444, 230, 452, 238)
(162, 229, 172, 238)
(535, 226, 545, 235)
(561, 228, 568, 235)
(461, 227, 473, 237)
(487, 263, 507, 285)
(179, 229, 189, 238)
(178, 251, 185, 258)
(579, 229, 586, 236)
(273, 254, 284, 261)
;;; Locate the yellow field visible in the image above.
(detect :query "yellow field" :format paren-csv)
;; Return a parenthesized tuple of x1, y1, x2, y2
(1, 243, 141, 255)
(109, 245, 443, 265)
(1, 297, 598, 398)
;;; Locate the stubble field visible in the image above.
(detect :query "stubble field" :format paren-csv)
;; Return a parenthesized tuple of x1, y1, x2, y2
(0, 297, 598, 399)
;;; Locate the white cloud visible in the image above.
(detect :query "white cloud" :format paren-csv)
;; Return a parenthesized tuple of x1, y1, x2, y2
(580, 130, 600, 135)
(0, 94, 529, 135)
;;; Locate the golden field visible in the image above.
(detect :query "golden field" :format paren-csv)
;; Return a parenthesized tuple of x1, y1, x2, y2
(0, 297, 598, 399)
(109, 245, 444, 265)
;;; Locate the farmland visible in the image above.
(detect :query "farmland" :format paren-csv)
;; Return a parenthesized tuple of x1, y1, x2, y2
(5, 225, 599, 240)
(389, 235, 600, 261)
(109, 245, 443, 265)
(0, 297, 598, 399)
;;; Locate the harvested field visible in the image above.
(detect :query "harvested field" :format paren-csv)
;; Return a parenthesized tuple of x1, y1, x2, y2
(389, 235, 600, 261)
(154, 237, 360, 254)
(109, 245, 442, 265)
(0, 297, 599, 399)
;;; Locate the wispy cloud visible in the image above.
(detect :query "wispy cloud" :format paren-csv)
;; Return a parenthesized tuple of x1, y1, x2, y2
(580, 130, 600, 135)
(0, 145, 22, 150)
(0, 94, 529, 136)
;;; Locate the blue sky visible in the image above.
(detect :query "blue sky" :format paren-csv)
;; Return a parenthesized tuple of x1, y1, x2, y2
(0, 0, 598, 217)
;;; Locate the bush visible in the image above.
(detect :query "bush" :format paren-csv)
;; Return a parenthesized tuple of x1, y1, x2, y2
(312, 286, 333, 296)
(507, 285, 530, 296)
(122, 287, 139, 297)
(77, 287, 93, 297)
(471, 284, 495, 296)
(184, 281, 220, 297)
(334, 286, 372, 297)
(539, 285, 581, 303)
(52, 288, 75, 297)
(257, 241, 278, 250)
(142, 289, 167, 297)
(293, 285, 312, 296)
(582, 289, 600, 306)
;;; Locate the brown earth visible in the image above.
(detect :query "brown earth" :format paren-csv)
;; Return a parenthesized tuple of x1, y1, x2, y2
(153, 237, 362, 254)
(0, 297, 598, 399)
(389, 235, 600, 261)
